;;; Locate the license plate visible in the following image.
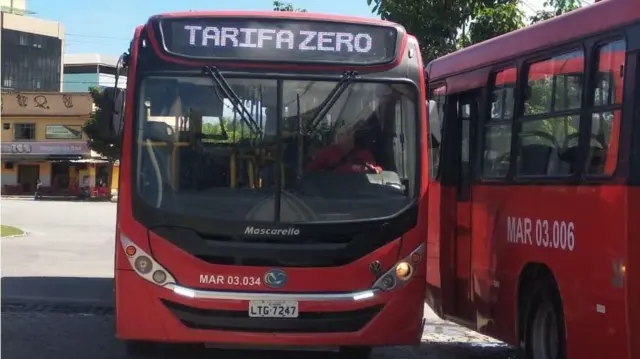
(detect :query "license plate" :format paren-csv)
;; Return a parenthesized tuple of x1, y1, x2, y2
(248, 300, 299, 318)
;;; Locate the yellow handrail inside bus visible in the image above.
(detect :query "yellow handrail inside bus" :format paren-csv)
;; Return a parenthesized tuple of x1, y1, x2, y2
(229, 152, 237, 189)
(142, 140, 287, 190)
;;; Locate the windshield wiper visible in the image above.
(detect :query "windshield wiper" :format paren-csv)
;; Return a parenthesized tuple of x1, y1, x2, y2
(306, 70, 358, 134)
(202, 66, 262, 135)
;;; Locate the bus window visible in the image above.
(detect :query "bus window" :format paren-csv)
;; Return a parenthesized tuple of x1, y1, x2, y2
(586, 39, 625, 176)
(524, 49, 584, 115)
(428, 85, 446, 179)
(482, 67, 515, 178)
(517, 49, 584, 177)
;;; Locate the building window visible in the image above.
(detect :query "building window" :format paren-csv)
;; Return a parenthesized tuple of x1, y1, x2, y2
(3, 77, 14, 89)
(14, 123, 37, 140)
(482, 67, 516, 178)
(45, 125, 83, 140)
(516, 49, 585, 177)
(1, 29, 61, 92)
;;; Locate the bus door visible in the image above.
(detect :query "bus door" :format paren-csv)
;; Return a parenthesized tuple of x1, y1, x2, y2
(443, 90, 479, 321)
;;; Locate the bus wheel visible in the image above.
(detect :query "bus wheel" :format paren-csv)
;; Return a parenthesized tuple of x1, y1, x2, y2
(338, 346, 372, 358)
(524, 280, 566, 359)
(124, 340, 156, 357)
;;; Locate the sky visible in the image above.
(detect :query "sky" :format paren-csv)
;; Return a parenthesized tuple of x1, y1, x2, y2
(22, 0, 567, 58)
(26, 0, 377, 57)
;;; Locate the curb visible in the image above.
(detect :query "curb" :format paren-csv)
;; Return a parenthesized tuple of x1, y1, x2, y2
(2, 296, 114, 315)
(2, 232, 27, 239)
(1, 196, 114, 202)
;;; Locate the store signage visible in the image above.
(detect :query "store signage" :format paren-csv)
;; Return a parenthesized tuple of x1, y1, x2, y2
(1, 142, 90, 156)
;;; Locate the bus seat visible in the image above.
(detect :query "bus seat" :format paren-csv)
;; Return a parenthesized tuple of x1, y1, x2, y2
(144, 121, 174, 142)
(519, 144, 552, 176)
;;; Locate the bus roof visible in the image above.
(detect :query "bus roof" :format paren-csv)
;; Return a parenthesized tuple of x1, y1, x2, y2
(148, 11, 401, 29)
(426, 0, 639, 80)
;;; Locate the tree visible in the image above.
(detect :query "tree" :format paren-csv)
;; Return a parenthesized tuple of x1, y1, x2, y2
(466, 2, 524, 45)
(83, 87, 121, 161)
(529, 0, 581, 24)
(367, 0, 525, 63)
(83, 87, 120, 192)
(273, 0, 307, 12)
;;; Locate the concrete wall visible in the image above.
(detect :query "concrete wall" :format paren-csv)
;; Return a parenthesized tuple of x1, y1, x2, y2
(1, 91, 92, 117)
(62, 73, 99, 92)
(62, 73, 127, 92)
(1, 161, 51, 187)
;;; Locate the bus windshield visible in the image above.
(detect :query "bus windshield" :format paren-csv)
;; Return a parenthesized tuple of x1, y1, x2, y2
(135, 75, 418, 224)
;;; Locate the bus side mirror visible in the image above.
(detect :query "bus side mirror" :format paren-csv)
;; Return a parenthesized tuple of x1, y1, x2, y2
(98, 87, 126, 139)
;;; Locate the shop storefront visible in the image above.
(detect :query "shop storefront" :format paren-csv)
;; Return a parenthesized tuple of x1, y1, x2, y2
(0, 91, 116, 197)
(1, 141, 91, 195)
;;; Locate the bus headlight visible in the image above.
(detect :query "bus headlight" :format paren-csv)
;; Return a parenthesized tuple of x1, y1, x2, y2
(372, 243, 424, 292)
(120, 235, 175, 287)
(152, 270, 167, 284)
(134, 256, 153, 274)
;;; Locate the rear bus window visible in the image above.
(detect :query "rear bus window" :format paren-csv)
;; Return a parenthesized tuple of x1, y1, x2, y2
(586, 39, 625, 176)
(517, 49, 585, 177)
(482, 67, 515, 178)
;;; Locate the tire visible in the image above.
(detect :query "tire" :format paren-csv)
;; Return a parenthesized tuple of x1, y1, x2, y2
(338, 346, 373, 359)
(523, 280, 567, 359)
(124, 340, 156, 358)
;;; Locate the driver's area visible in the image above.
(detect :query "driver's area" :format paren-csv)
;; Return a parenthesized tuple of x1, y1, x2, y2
(134, 75, 418, 222)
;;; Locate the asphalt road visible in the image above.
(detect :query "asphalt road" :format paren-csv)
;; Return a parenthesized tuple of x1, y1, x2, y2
(1, 199, 115, 278)
(1, 199, 514, 359)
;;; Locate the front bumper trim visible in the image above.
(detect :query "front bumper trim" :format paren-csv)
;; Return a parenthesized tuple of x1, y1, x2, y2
(165, 283, 379, 302)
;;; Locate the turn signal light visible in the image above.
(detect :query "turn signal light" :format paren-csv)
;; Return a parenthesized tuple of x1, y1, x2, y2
(395, 262, 413, 280)
(125, 245, 137, 256)
(371, 243, 424, 292)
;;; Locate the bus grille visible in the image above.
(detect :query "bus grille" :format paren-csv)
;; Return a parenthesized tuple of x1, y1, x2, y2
(149, 225, 397, 268)
(194, 233, 368, 267)
(161, 299, 383, 333)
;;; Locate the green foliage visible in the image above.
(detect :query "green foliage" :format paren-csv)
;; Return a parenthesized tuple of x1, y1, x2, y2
(529, 0, 581, 24)
(83, 87, 121, 161)
(272, 0, 307, 12)
(367, 0, 525, 62)
(367, 0, 585, 63)
(520, 72, 581, 145)
(467, 2, 524, 45)
(200, 117, 260, 143)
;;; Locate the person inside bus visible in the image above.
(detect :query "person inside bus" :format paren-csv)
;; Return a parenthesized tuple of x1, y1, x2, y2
(306, 116, 383, 174)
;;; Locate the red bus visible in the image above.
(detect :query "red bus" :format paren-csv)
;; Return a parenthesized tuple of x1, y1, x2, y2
(424, 0, 639, 358)
(96, 11, 428, 357)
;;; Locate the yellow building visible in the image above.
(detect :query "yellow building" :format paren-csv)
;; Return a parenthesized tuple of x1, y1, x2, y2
(0, 91, 114, 195)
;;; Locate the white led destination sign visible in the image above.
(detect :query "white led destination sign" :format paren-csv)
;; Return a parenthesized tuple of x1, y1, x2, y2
(156, 17, 399, 65)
